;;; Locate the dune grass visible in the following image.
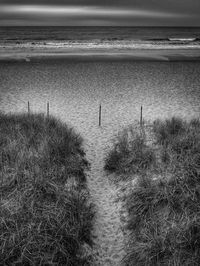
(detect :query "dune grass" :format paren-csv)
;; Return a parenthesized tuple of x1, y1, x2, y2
(105, 117, 200, 266)
(0, 112, 95, 265)
(153, 117, 200, 169)
(153, 117, 186, 146)
(104, 126, 156, 177)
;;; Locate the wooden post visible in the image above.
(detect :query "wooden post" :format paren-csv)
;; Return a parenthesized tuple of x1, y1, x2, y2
(28, 101, 30, 114)
(99, 103, 101, 127)
(47, 102, 49, 118)
(140, 105, 143, 127)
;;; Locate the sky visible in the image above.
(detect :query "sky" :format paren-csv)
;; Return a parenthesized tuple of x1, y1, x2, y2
(0, 0, 200, 26)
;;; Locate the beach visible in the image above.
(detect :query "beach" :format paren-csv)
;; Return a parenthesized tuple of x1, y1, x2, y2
(1, 59, 200, 264)
(1, 26, 200, 265)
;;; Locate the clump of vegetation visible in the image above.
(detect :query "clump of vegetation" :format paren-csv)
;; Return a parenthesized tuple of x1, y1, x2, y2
(154, 117, 200, 169)
(153, 116, 186, 145)
(122, 172, 200, 266)
(118, 117, 200, 266)
(0, 112, 95, 265)
(104, 126, 155, 177)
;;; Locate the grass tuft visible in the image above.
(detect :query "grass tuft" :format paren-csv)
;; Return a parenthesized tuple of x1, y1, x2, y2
(153, 116, 186, 146)
(104, 126, 156, 177)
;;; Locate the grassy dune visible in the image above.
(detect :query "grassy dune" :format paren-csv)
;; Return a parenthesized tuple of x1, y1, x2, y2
(105, 117, 200, 266)
(0, 112, 95, 265)
(104, 125, 156, 178)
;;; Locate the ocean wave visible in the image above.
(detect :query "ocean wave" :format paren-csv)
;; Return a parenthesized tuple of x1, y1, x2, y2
(1, 40, 200, 50)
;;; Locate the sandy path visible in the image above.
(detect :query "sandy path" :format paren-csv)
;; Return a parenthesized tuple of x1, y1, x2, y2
(83, 125, 127, 266)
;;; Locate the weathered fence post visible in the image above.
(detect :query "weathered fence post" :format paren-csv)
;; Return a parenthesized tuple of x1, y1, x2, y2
(47, 102, 49, 118)
(28, 101, 30, 114)
(140, 105, 143, 127)
(99, 103, 101, 127)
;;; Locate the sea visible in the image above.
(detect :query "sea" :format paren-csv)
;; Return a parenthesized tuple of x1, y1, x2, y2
(0, 26, 200, 41)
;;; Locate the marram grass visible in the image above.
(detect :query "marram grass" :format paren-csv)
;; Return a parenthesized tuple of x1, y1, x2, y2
(0, 112, 95, 265)
(104, 125, 156, 177)
(105, 117, 200, 266)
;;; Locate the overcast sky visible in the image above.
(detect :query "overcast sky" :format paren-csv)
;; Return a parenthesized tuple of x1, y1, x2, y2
(0, 0, 199, 26)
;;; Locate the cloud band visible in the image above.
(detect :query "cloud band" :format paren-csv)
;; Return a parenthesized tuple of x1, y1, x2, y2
(0, 5, 188, 18)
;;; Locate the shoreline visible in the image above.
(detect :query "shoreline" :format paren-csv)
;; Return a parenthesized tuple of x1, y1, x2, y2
(0, 49, 200, 62)
(0, 40, 200, 61)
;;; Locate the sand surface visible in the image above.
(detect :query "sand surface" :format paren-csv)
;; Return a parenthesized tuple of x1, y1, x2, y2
(82, 124, 128, 266)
